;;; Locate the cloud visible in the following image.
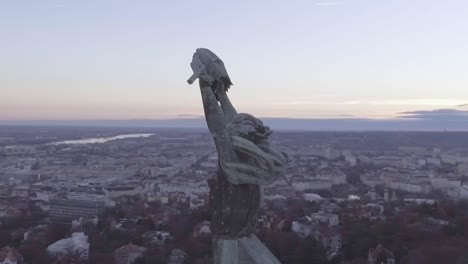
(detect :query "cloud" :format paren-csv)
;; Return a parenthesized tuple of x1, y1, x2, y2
(274, 98, 468, 107)
(275, 100, 339, 105)
(398, 109, 468, 120)
(177, 114, 203, 118)
(50, 2, 66, 8)
(315, 2, 344, 6)
(343, 99, 468, 106)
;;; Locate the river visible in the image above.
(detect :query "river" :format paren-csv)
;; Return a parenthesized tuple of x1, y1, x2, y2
(51, 133, 154, 145)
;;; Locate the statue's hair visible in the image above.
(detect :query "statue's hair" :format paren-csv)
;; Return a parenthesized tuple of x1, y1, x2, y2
(227, 113, 272, 144)
(222, 113, 285, 185)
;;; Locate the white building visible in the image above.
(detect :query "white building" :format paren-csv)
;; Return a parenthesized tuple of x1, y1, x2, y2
(158, 182, 209, 195)
(310, 213, 340, 227)
(10, 185, 29, 198)
(303, 193, 323, 202)
(343, 150, 357, 165)
(430, 177, 461, 190)
(292, 216, 315, 238)
(292, 180, 331, 191)
(104, 183, 154, 199)
(388, 181, 430, 194)
(141, 231, 171, 246)
(47, 232, 89, 261)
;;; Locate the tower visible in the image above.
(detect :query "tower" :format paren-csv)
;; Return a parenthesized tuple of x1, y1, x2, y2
(384, 187, 389, 202)
(370, 187, 377, 201)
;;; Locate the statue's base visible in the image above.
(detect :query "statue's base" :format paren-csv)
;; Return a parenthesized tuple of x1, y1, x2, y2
(214, 235, 281, 264)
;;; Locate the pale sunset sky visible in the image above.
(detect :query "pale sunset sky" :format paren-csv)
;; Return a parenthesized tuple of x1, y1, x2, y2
(1, 0, 467, 120)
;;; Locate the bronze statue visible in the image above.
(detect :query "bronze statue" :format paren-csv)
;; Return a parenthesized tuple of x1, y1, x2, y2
(188, 48, 286, 263)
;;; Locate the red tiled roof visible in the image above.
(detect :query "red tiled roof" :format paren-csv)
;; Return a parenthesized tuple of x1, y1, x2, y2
(0, 246, 22, 262)
(114, 243, 146, 254)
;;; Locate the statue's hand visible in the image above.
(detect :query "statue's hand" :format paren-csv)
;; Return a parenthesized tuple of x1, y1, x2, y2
(187, 52, 203, 84)
(187, 52, 213, 85)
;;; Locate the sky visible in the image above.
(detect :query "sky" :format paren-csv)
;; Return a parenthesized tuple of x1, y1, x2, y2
(1, 0, 468, 123)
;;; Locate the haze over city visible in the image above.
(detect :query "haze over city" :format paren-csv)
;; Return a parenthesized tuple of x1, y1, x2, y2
(2, 0, 468, 129)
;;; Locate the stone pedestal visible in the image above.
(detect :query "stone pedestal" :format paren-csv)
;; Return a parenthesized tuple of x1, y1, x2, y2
(214, 235, 281, 264)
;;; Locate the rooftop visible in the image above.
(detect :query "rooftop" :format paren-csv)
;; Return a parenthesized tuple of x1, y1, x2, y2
(114, 243, 146, 254)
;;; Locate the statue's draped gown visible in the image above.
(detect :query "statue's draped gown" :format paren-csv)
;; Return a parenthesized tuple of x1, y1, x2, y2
(209, 161, 261, 238)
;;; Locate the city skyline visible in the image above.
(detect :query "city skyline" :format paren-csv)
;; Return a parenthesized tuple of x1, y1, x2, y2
(2, 0, 468, 123)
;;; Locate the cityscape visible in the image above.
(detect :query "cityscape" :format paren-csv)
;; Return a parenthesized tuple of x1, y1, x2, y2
(1, 126, 467, 263)
(2, 1, 468, 263)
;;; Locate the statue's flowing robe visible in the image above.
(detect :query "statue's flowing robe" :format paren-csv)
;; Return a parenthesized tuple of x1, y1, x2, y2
(209, 135, 286, 238)
(209, 167, 261, 237)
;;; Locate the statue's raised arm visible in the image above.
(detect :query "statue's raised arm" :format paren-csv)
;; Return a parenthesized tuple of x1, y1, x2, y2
(187, 48, 286, 186)
(187, 48, 238, 165)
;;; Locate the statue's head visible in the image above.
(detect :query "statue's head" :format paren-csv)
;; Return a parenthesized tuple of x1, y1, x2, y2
(227, 113, 272, 144)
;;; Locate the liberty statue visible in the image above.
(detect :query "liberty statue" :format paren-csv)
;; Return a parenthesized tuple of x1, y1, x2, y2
(188, 48, 286, 263)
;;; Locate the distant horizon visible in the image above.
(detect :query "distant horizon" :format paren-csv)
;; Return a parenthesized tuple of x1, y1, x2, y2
(2, 115, 468, 132)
